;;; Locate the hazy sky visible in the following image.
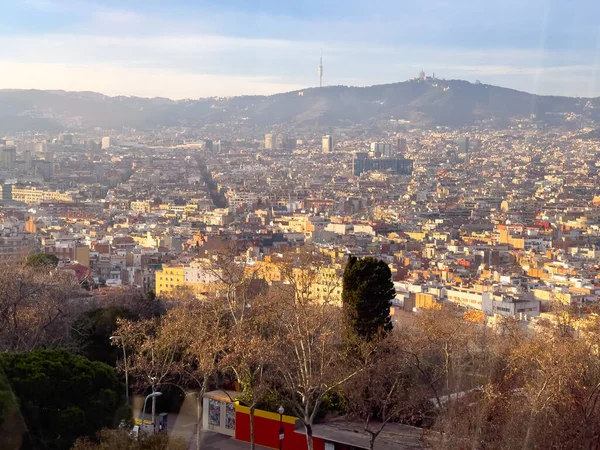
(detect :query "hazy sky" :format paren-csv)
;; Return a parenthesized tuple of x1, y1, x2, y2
(2, 0, 600, 98)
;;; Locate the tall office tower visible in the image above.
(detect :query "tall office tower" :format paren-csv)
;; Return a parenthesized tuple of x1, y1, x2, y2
(101, 136, 115, 149)
(35, 142, 47, 153)
(322, 135, 333, 153)
(202, 139, 213, 152)
(34, 160, 54, 181)
(275, 135, 287, 150)
(59, 134, 74, 146)
(382, 143, 393, 157)
(24, 150, 32, 171)
(1, 147, 16, 170)
(1, 183, 12, 201)
(458, 136, 469, 154)
(370, 142, 393, 157)
(286, 137, 297, 151)
(458, 136, 470, 162)
(396, 135, 408, 155)
(215, 140, 232, 153)
(264, 134, 274, 149)
(370, 142, 381, 157)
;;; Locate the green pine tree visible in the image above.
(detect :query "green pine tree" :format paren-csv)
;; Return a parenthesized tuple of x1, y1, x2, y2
(342, 255, 394, 341)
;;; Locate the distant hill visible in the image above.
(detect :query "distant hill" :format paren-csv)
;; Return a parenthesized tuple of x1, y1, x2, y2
(1, 79, 599, 133)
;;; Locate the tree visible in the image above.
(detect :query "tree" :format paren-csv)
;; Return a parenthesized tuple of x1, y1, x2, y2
(219, 291, 280, 450)
(425, 315, 600, 450)
(0, 258, 83, 352)
(273, 281, 362, 450)
(342, 256, 394, 342)
(195, 243, 263, 325)
(392, 305, 482, 434)
(72, 307, 139, 365)
(0, 349, 126, 450)
(343, 333, 420, 450)
(71, 428, 185, 450)
(25, 253, 59, 269)
(159, 301, 227, 450)
(112, 317, 179, 430)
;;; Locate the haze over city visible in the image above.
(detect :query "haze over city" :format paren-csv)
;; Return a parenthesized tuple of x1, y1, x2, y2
(3, 0, 600, 98)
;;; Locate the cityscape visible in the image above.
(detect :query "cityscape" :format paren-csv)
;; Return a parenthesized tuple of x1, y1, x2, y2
(3, 1, 600, 449)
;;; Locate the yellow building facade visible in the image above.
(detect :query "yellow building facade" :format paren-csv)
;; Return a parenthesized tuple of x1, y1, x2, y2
(155, 265, 186, 297)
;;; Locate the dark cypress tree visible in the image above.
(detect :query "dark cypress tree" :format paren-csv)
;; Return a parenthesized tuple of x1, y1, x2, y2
(342, 255, 394, 341)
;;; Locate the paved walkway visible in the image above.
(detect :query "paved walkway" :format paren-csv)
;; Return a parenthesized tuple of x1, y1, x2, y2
(166, 411, 270, 449)
(193, 431, 271, 450)
(132, 395, 271, 450)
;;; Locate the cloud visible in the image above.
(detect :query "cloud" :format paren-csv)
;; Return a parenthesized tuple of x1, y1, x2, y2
(5, 1, 600, 98)
(92, 9, 145, 27)
(1, 31, 600, 98)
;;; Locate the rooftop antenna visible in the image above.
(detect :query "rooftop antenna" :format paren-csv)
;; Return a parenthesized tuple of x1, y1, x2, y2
(318, 56, 323, 88)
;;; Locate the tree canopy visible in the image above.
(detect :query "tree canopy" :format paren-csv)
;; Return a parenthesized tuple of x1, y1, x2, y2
(72, 307, 139, 365)
(25, 253, 59, 269)
(342, 255, 395, 342)
(0, 349, 127, 450)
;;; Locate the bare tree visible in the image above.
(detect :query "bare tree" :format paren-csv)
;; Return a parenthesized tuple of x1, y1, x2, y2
(160, 300, 227, 450)
(276, 247, 343, 306)
(196, 243, 263, 325)
(113, 317, 179, 428)
(219, 290, 281, 450)
(273, 274, 361, 450)
(429, 319, 600, 450)
(343, 333, 420, 450)
(0, 258, 83, 352)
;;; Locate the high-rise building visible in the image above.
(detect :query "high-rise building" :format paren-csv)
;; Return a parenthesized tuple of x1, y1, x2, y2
(215, 140, 232, 153)
(264, 134, 274, 150)
(396, 135, 408, 155)
(286, 137, 297, 151)
(24, 150, 32, 171)
(101, 137, 115, 149)
(370, 142, 393, 157)
(458, 137, 470, 163)
(275, 135, 287, 150)
(1, 183, 12, 201)
(1, 147, 16, 170)
(34, 160, 54, 181)
(322, 135, 333, 153)
(59, 134, 74, 146)
(352, 155, 413, 176)
(458, 137, 469, 154)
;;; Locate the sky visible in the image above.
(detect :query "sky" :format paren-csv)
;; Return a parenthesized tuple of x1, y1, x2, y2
(2, 0, 600, 99)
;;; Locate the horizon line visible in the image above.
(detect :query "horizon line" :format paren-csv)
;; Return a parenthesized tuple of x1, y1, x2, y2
(0, 77, 589, 102)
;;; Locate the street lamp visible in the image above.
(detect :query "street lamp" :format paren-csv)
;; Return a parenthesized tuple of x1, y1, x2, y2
(140, 392, 163, 431)
(109, 335, 129, 404)
(278, 405, 284, 450)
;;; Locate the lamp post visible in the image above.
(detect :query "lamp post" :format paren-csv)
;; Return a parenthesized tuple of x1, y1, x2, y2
(140, 392, 163, 432)
(278, 405, 284, 450)
(109, 335, 129, 404)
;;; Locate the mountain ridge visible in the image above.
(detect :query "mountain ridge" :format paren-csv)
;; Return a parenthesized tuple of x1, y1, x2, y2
(1, 79, 598, 133)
